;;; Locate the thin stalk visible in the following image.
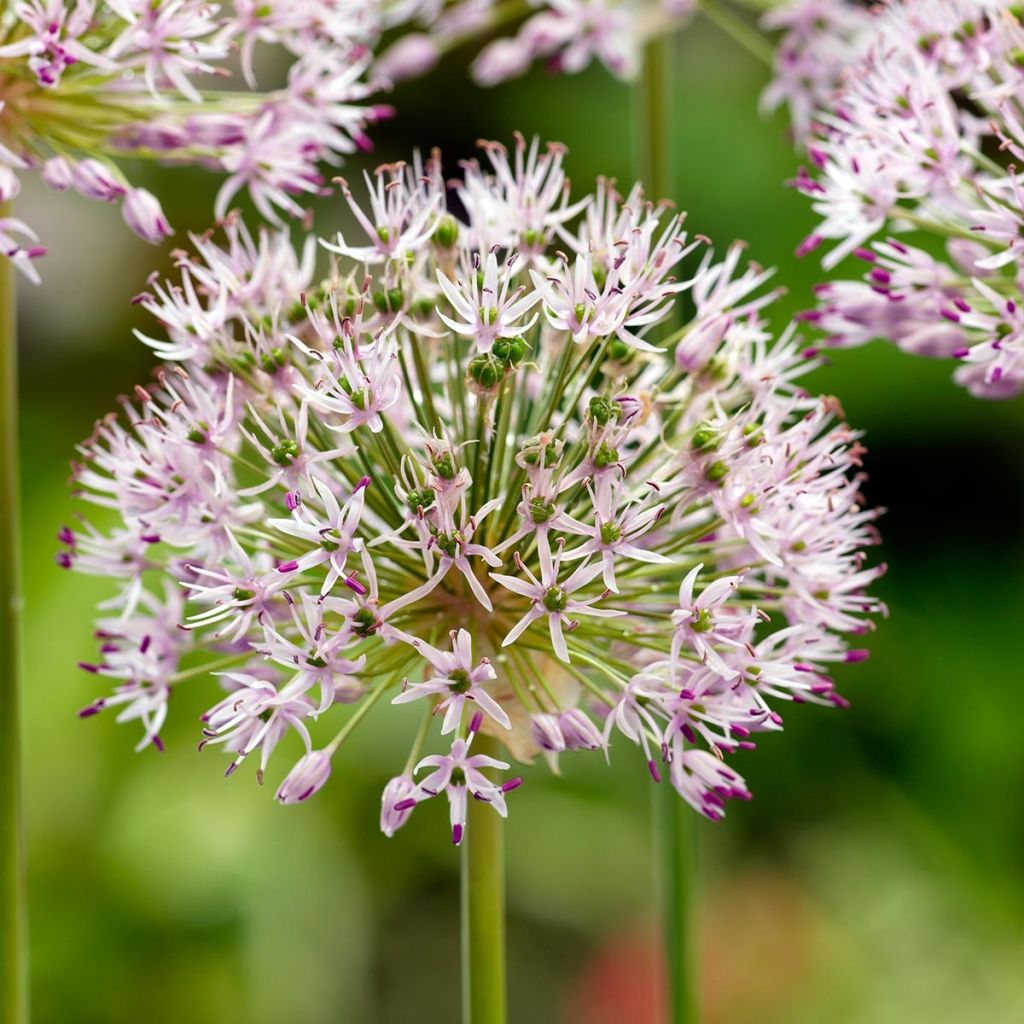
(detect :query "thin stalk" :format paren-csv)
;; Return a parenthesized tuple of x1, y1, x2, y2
(0, 215, 29, 1024)
(697, 0, 774, 67)
(633, 39, 701, 1024)
(655, 784, 699, 1024)
(460, 734, 507, 1024)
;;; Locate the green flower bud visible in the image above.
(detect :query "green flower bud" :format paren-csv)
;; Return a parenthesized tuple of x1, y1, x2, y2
(607, 339, 632, 362)
(406, 488, 436, 512)
(433, 214, 459, 249)
(447, 669, 471, 694)
(691, 608, 713, 633)
(372, 287, 404, 314)
(522, 441, 560, 467)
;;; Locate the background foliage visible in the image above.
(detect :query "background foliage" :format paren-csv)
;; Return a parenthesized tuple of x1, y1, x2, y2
(17, 22, 1024, 1023)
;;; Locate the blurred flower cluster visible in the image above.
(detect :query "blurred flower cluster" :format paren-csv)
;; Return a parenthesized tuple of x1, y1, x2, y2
(376, 0, 698, 88)
(62, 136, 884, 845)
(793, 0, 1024, 398)
(759, 0, 876, 142)
(0, 0, 405, 281)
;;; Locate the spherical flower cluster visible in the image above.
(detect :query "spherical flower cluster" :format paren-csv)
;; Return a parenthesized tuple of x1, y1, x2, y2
(63, 136, 884, 845)
(0, 0, 405, 282)
(794, 0, 1024, 398)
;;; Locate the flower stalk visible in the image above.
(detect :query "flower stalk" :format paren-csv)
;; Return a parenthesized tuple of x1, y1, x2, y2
(634, 37, 700, 1023)
(460, 733, 507, 1024)
(0, 200, 28, 1024)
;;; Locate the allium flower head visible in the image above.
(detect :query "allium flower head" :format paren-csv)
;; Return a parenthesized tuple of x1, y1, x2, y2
(64, 136, 885, 845)
(794, 0, 1024, 398)
(0, 0, 398, 280)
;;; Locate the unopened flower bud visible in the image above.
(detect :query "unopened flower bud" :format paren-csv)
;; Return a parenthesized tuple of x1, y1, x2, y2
(376, 34, 440, 83)
(530, 713, 565, 752)
(122, 189, 173, 244)
(276, 751, 332, 804)
(73, 159, 125, 202)
(41, 156, 73, 192)
(559, 709, 603, 751)
(381, 775, 417, 837)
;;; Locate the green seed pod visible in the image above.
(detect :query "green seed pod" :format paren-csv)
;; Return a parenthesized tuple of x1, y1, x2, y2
(467, 353, 504, 395)
(704, 459, 729, 485)
(691, 422, 720, 452)
(606, 338, 631, 363)
(492, 336, 528, 367)
(588, 394, 622, 426)
(271, 439, 299, 466)
(593, 442, 619, 469)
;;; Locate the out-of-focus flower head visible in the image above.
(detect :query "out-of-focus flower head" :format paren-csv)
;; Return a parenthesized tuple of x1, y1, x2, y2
(0, 0, 403, 281)
(793, 0, 1024, 398)
(759, 0, 877, 141)
(64, 136, 884, 845)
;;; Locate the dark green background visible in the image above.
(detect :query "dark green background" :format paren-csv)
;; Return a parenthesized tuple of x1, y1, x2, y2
(15, 21, 1024, 1023)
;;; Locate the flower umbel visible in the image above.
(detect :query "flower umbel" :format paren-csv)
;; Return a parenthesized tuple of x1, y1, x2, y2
(65, 137, 884, 843)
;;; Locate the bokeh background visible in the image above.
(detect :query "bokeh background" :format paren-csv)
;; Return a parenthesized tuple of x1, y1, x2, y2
(13, 20, 1024, 1024)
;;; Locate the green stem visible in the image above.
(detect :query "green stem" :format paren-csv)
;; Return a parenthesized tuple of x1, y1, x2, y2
(655, 784, 699, 1024)
(634, 34, 674, 201)
(697, 0, 774, 67)
(0, 210, 29, 1024)
(633, 41, 700, 1024)
(460, 734, 507, 1024)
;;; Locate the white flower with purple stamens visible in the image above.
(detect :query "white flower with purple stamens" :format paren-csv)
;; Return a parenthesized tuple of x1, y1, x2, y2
(404, 713, 520, 845)
(392, 628, 510, 734)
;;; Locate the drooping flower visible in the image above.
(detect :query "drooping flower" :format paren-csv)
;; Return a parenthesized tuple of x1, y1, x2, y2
(66, 137, 884, 844)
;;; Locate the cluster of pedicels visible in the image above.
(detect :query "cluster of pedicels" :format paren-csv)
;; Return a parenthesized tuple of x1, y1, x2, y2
(62, 136, 884, 845)
(794, 0, 1024, 398)
(0, 0, 411, 282)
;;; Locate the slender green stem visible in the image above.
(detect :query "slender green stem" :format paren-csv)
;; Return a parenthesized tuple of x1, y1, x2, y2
(634, 34, 674, 201)
(697, 0, 774, 66)
(0, 209, 29, 1024)
(460, 734, 507, 1024)
(655, 783, 699, 1024)
(633, 39, 700, 1024)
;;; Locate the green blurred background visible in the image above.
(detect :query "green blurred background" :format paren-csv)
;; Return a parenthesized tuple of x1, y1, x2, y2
(14, 21, 1024, 1024)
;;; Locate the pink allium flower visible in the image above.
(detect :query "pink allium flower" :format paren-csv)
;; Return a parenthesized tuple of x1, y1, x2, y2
(65, 137, 884, 844)
(794, 0, 1024, 398)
